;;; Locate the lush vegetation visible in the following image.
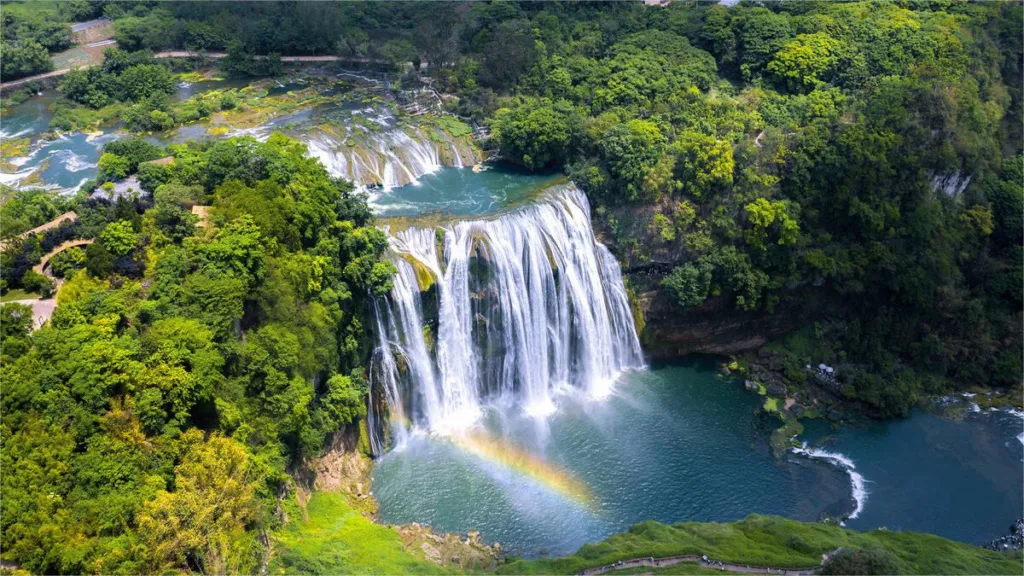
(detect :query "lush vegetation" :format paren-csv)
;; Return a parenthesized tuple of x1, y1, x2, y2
(2, 2, 1023, 573)
(270, 491, 450, 575)
(501, 515, 1022, 575)
(0, 2, 72, 80)
(430, 0, 1021, 417)
(75, 0, 1019, 417)
(1, 133, 394, 574)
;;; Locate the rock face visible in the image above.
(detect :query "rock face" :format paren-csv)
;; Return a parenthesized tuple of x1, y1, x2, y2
(314, 429, 377, 514)
(983, 519, 1024, 551)
(392, 523, 502, 570)
(633, 288, 811, 359)
(313, 429, 502, 570)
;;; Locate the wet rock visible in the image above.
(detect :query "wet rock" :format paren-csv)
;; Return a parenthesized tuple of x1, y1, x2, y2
(983, 518, 1024, 551)
(767, 381, 787, 397)
(826, 407, 844, 421)
(791, 404, 805, 419)
(744, 379, 759, 392)
(720, 365, 731, 376)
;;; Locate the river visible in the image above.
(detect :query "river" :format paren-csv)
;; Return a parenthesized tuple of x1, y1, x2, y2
(4, 84, 1021, 561)
(368, 174, 1023, 558)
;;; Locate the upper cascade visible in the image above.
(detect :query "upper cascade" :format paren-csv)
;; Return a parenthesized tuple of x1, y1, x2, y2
(368, 184, 644, 454)
(304, 109, 479, 190)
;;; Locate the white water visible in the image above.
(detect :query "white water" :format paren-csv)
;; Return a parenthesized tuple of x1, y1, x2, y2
(1004, 408, 1024, 446)
(307, 127, 451, 190)
(792, 443, 868, 521)
(369, 185, 644, 452)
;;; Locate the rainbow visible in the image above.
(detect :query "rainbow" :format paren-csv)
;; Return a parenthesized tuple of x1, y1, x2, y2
(449, 431, 595, 507)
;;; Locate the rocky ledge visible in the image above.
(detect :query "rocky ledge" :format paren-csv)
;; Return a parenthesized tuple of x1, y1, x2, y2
(983, 519, 1024, 552)
(312, 429, 503, 570)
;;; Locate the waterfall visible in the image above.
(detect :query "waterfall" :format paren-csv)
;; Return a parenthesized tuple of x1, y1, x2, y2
(305, 127, 449, 190)
(369, 185, 644, 453)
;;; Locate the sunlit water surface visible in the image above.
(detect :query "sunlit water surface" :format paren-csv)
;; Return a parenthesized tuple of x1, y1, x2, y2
(373, 360, 1023, 557)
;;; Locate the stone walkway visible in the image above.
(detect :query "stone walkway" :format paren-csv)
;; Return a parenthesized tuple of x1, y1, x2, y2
(579, 554, 817, 576)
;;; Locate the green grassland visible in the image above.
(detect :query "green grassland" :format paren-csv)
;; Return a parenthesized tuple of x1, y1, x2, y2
(500, 516, 1021, 576)
(269, 491, 454, 575)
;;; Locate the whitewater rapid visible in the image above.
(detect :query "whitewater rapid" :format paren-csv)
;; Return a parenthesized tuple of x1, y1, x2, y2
(791, 443, 868, 521)
(368, 185, 644, 454)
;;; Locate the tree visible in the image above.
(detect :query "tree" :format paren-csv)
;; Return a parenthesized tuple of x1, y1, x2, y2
(137, 431, 263, 575)
(98, 153, 130, 182)
(673, 131, 734, 200)
(85, 241, 115, 277)
(477, 20, 538, 90)
(743, 198, 799, 249)
(737, 8, 792, 79)
(600, 119, 667, 202)
(767, 33, 840, 92)
(662, 262, 712, 308)
(1, 303, 34, 360)
(118, 64, 176, 102)
(99, 220, 139, 257)
(0, 40, 52, 80)
(491, 99, 576, 170)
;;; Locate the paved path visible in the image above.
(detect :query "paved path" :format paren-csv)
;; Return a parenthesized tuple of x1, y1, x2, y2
(1, 51, 398, 90)
(33, 239, 93, 275)
(2, 298, 57, 330)
(0, 211, 77, 251)
(578, 554, 817, 576)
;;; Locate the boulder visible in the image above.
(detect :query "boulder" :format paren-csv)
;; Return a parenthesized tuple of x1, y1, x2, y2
(767, 381, 787, 397)
(790, 404, 805, 419)
(744, 379, 758, 392)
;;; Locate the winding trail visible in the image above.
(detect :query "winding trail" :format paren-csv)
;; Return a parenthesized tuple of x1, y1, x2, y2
(1, 50, 404, 90)
(33, 239, 94, 275)
(578, 554, 817, 576)
(0, 211, 78, 251)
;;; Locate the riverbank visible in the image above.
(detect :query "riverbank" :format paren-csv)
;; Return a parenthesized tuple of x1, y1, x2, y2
(498, 516, 1021, 576)
(278, 433, 1019, 576)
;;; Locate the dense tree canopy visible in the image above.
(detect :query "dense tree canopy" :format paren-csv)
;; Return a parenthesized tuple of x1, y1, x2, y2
(1, 134, 391, 574)
(0, 2, 1022, 572)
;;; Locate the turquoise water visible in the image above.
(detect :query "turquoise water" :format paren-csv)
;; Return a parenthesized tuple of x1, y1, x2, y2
(371, 164, 561, 218)
(803, 405, 1023, 544)
(1, 81, 245, 191)
(372, 360, 1023, 556)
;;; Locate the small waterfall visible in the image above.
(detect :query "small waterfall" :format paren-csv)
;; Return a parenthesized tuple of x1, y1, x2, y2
(305, 127, 446, 189)
(369, 185, 644, 452)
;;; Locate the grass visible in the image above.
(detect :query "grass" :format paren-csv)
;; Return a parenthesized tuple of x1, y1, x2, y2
(433, 115, 474, 138)
(0, 289, 39, 302)
(499, 515, 1021, 575)
(269, 491, 453, 575)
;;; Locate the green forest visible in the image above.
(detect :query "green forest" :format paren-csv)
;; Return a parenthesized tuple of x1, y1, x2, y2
(1, 0, 1022, 574)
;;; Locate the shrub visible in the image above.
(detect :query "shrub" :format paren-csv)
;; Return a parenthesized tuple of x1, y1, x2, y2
(820, 547, 900, 575)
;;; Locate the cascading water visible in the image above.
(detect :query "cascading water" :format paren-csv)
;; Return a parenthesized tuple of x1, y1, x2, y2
(369, 184, 644, 453)
(306, 122, 472, 190)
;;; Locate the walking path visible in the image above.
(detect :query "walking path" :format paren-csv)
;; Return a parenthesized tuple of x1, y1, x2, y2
(1, 50, 399, 90)
(578, 554, 817, 575)
(3, 298, 57, 330)
(0, 211, 78, 251)
(33, 239, 93, 275)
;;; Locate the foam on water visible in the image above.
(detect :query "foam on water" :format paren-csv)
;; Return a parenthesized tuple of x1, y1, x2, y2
(792, 443, 868, 520)
(369, 185, 644, 453)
